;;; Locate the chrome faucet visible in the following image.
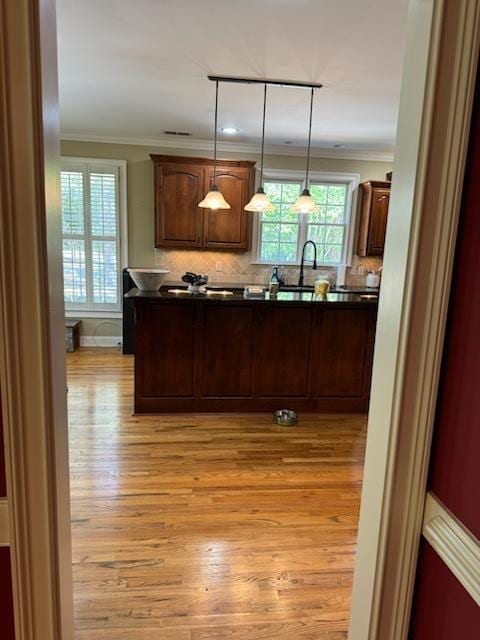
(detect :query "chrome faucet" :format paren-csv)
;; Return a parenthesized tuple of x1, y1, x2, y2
(298, 240, 318, 286)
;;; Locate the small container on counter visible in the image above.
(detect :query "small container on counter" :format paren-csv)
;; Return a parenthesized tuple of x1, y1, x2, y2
(366, 272, 381, 288)
(314, 275, 330, 296)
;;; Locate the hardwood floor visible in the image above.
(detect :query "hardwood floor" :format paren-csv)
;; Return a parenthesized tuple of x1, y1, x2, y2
(68, 348, 367, 640)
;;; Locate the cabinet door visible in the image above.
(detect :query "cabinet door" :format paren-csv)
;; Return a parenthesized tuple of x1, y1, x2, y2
(202, 166, 253, 250)
(255, 306, 312, 397)
(136, 303, 197, 397)
(311, 308, 374, 397)
(155, 163, 203, 247)
(368, 188, 390, 255)
(202, 305, 254, 397)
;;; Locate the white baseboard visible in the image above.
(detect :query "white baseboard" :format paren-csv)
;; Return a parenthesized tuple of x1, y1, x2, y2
(80, 336, 123, 347)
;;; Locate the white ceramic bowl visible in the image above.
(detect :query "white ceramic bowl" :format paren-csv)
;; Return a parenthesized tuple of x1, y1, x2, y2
(127, 268, 169, 291)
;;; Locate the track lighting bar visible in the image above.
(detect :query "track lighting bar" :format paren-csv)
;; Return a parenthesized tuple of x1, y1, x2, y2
(208, 75, 323, 90)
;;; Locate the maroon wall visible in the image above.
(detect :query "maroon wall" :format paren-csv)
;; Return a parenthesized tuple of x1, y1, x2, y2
(410, 541, 479, 639)
(410, 69, 480, 636)
(0, 547, 15, 640)
(425, 74, 480, 538)
(0, 392, 15, 640)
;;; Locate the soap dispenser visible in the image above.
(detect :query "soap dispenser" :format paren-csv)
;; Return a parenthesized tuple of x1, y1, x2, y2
(270, 266, 282, 284)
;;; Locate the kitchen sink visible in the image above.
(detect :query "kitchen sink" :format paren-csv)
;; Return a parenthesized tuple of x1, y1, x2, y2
(279, 285, 379, 295)
(279, 285, 314, 293)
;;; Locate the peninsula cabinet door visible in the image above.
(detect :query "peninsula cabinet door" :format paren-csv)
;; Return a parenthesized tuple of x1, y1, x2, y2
(155, 163, 204, 247)
(255, 306, 312, 398)
(136, 304, 197, 398)
(311, 308, 374, 398)
(201, 305, 255, 397)
(202, 167, 253, 250)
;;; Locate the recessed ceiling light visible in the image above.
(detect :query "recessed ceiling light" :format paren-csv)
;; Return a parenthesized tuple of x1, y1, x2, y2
(221, 127, 239, 134)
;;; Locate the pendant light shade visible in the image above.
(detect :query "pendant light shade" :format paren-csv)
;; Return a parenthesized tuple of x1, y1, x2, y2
(199, 81, 230, 209)
(244, 187, 275, 212)
(292, 87, 318, 215)
(291, 189, 317, 214)
(198, 184, 231, 209)
(245, 84, 274, 213)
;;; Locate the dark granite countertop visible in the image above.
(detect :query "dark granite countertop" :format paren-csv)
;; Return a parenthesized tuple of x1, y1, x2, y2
(161, 280, 377, 295)
(125, 287, 378, 307)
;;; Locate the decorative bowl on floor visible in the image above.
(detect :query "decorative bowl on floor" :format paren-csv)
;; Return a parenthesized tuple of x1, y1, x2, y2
(127, 268, 170, 291)
(273, 409, 298, 426)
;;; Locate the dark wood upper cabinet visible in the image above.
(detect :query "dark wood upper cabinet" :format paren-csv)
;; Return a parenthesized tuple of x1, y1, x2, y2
(203, 166, 253, 250)
(154, 162, 204, 247)
(151, 155, 255, 251)
(357, 180, 391, 257)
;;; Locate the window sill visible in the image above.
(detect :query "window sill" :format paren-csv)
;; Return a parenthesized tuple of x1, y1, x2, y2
(251, 260, 342, 268)
(65, 310, 123, 319)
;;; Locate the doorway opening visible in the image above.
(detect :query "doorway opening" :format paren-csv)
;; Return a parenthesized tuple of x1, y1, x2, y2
(57, 2, 407, 638)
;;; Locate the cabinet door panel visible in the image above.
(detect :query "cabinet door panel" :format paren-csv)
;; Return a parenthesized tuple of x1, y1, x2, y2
(357, 181, 390, 257)
(255, 306, 312, 397)
(312, 308, 372, 397)
(137, 304, 196, 397)
(202, 305, 254, 397)
(368, 188, 390, 255)
(155, 164, 203, 247)
(203, 167, 253, 249)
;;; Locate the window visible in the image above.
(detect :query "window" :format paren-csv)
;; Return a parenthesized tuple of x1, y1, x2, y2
(61, 158, 127, 314)
(255, 171, 359, 266)
(259, 181, 302, 262)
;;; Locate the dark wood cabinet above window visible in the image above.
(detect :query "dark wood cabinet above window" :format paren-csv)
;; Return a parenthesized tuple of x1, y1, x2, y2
(357, 180, 391, 257)
(151, 155, 255, 251)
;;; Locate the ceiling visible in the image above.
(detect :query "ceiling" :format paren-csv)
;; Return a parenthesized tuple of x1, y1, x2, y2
(56, 0, 410, 158)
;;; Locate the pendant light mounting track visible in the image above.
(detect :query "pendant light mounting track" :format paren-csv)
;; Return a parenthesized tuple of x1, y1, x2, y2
(208, 75, 323, 90)
(200, 75, 323, 212)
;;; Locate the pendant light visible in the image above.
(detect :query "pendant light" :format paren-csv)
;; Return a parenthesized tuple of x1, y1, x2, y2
(199, 80, 231, 209)
(292, 87, 318, 214)
(245, 84, 275, 212)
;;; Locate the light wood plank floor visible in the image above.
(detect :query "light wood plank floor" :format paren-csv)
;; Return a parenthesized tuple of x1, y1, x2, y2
(68, 348, 367, 640)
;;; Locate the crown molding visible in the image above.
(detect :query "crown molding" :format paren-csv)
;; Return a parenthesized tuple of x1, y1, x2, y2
(60, 131, 395, 163)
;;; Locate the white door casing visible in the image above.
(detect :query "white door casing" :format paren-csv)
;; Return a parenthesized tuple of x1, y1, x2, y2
(0, 0, 74, 639)
(349, 1, 480, 638)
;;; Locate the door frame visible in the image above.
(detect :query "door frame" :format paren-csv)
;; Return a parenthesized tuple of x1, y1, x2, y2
(1, 1, 480, 640)
(349, 0, 480, 638)
(0, 0, 73, 639)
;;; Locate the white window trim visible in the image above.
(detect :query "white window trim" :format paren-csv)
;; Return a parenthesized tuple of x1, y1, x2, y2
(61, 157, 128, 314)
(64, 310, 123, 319)
(251, 169, 360, 267)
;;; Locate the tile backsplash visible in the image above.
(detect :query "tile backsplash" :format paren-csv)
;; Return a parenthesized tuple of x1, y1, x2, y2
(154, 249, 381, 287)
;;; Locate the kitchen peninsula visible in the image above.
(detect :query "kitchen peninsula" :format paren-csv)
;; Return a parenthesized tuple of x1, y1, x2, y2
(128, 288, 377, 414)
